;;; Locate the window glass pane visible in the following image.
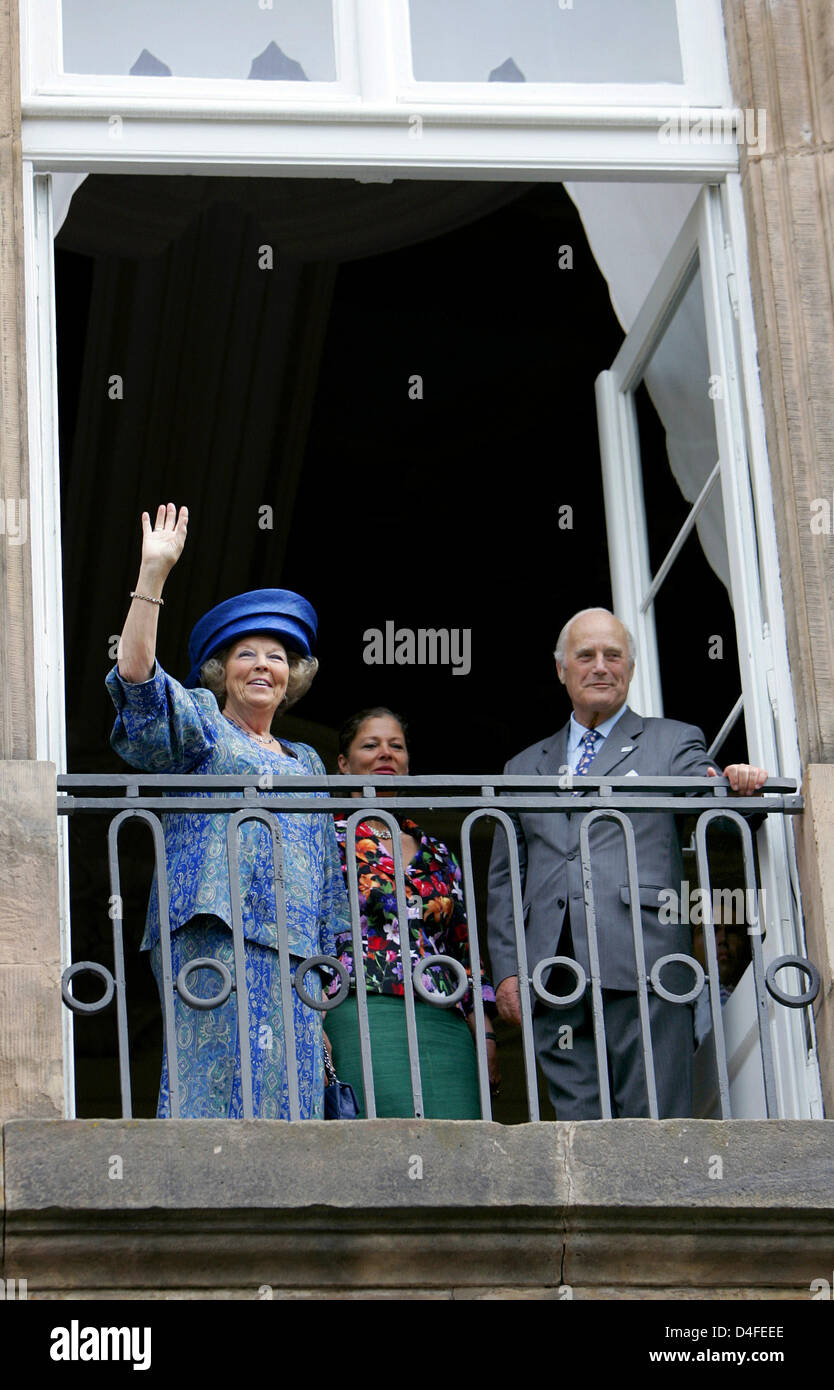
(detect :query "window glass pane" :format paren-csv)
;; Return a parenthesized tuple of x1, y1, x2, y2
(62, 0, 336, 80)
(409, 0, 683, 84)
(634, 260, 747, 759)
(642, 263, 728, 595)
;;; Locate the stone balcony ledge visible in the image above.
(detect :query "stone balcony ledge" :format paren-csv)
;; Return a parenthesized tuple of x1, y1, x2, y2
(2, 1118, 833, 1298)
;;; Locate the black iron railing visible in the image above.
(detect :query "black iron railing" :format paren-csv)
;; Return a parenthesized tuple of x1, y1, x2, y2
(57, 773, 819, 1121)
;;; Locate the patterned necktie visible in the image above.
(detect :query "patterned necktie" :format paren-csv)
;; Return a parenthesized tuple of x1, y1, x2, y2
(575, 728, 601, 776)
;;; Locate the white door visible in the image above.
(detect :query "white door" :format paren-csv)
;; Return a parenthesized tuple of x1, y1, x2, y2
(595, 184, 822, 1119)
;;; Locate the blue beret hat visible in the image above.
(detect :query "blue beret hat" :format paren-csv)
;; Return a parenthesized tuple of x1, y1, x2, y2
(185, 588, 318, 688)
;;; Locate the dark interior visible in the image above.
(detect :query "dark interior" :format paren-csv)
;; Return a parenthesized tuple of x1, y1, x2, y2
(56, 174, 748, 1120)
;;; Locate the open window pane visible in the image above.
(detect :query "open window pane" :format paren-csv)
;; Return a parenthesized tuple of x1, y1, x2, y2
(640, 260, 729, 594)
(61, 0, 337, 81)
(626, 254, 744, 755)
(634, 384, 743, 753)
(408, 0, 683, 84)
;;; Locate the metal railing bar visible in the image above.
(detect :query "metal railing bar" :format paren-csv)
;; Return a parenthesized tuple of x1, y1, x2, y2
(107, 808, 176, 1119)
(225, 810, 290, 1121)
(57, 801, 804, 822)
(458, 812, 493, 1121)
(57, 793, 803, 816)
(57, 772, 799, 792)
(579, 809, 659, 1119)
(342, 810, 378, 1119)
(345, 808, 425, 1119)
(694, 808, 777, 1117)
(104, 810, 141, 1119)
(459, 809, 541, 1121)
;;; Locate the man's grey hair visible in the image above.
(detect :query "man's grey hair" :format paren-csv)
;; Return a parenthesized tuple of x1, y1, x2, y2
(554, 608, 636, 670)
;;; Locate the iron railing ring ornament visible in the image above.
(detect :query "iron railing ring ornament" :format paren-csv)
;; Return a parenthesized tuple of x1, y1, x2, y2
(294, 954, 350, 1010)
(531, 956, 587, 1009)
(650, 953, 706, 1005)
(61, 961, 115, 1015)
(175, 957, 234, 1010)
(764, 955, 821, 1009)
(412, 954, 468, 1007)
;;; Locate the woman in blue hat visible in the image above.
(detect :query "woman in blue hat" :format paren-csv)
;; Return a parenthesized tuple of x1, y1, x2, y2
(106, 503, 350, 1119)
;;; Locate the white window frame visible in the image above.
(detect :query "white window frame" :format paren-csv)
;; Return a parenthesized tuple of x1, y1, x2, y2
(22, 164, 75, 1118)
(19, 6, 819, 1118)
(21, 0, 362, 102)
(595, 182, 821, 1120)
(23, 0, 732, 109)
(391, 0, 730, 108)
(20, 0, 740, 179)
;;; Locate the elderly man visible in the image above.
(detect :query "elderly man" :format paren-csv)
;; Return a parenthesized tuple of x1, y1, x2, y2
(487, 607, 767, 1120)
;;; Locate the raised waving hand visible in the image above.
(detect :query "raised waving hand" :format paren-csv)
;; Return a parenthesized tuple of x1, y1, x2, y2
(117, 503, 189, 684)
(140, 503, 189, 578)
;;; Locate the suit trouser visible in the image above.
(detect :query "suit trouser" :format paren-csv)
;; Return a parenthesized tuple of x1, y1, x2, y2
(533, 986, 693, 1119)
(532, 920, 693, 1119)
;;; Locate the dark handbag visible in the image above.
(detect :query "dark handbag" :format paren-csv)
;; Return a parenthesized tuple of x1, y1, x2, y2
(324, 1046, 360, 1120)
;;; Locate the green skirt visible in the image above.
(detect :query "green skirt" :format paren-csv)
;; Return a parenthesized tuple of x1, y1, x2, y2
(325, 993, 482, 1119)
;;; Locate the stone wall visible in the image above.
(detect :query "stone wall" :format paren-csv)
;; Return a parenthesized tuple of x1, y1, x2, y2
(0, 0, 36, 759)
(0, 763, 64, 1120)
(795, 766, 834, 1116)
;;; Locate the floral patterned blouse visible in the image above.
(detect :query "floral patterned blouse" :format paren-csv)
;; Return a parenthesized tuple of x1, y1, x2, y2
(328, 816, 496, 1016)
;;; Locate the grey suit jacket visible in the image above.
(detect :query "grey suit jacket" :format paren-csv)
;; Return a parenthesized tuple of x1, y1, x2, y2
(487, 706, 718, 994)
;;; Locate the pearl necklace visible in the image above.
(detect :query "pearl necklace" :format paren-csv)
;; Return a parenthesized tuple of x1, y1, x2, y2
(224, 713, 276, 746)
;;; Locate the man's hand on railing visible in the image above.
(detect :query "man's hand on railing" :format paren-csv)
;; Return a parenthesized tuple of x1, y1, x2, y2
(708, 763, 768, 794)
(496, 975, 522, 1028)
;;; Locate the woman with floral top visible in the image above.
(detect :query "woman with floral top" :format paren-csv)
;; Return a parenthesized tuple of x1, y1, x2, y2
(325, 707, 499, 1117)
(107, 502, 350, 1119)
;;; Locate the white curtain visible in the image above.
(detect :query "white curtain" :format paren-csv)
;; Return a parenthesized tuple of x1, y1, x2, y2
(564, 180, 731, 592)
(53, 174, 88, 236)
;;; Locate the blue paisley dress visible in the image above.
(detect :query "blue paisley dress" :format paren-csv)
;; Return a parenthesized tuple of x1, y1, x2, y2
(106, 661, 350, 1119)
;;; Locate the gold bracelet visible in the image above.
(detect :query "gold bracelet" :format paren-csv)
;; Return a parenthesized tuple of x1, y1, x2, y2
(130, 590, 164, 606)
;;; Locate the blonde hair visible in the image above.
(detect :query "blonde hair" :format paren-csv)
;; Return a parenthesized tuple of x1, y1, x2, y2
(200, 643, 318, 715)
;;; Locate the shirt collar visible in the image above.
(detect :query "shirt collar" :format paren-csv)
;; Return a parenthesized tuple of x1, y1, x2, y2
(568, 703, 627, 759)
